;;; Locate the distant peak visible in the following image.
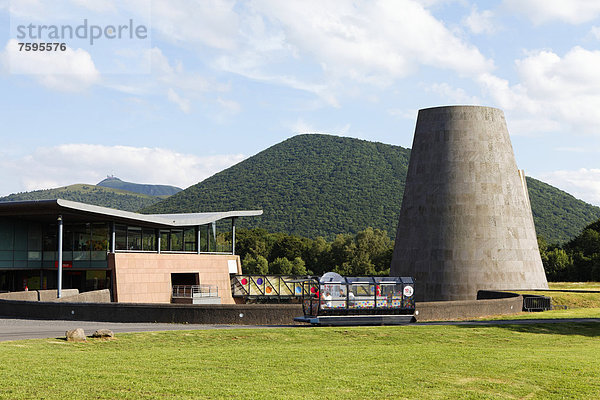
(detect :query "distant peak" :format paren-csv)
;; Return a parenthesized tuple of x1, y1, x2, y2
(99, 176, 122, 184)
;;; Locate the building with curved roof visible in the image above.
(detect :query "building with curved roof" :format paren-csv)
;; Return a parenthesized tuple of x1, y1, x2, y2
(0, 199, 262, 304)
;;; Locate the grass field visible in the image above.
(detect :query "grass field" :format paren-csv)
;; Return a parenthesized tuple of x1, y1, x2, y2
(549, 282, 600, 291)
(1, 323, 600, 399)
(514, 282, 600, 310)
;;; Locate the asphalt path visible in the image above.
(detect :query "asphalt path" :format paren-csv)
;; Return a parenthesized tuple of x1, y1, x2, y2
(1, 317, 598, 342)
(0, 318, 294, 342)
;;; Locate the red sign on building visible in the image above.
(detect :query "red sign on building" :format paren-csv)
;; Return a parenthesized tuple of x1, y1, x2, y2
(54, 261, 73, 268)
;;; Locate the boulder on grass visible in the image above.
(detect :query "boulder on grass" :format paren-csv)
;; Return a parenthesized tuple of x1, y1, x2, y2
(91, 329, 114, 339)
(65, 328, 86, 342)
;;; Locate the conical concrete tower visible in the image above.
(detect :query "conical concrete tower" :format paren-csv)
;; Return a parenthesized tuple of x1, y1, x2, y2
(390, 105, 548, 301)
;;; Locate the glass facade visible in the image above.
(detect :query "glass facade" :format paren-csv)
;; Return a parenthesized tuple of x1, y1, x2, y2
(0, 215, 238, 292)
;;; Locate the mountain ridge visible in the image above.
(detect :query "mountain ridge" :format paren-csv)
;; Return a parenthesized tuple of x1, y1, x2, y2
(143, 134, 600, 244)
(97, 176, 182, 197)
(0, 183, 163, 212)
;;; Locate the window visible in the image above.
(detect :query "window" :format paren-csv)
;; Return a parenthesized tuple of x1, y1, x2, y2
(160, 230, 170, 252)
(91, 223, 108, 260)
(127, 226, 142, 250)
(171, 229, 183, 251)
(184, 228, 196, 252)
(142, 228, 156, 251)
(115, 224, 127, 251)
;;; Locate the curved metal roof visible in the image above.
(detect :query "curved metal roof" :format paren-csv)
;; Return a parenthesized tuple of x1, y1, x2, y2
(0, 199, 263, 227)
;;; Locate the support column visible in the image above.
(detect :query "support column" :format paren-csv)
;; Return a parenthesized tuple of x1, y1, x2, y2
(111, 222, 116, 253)
(57, 215, 63, 299)
(211, 222, 216, 252)
(197, 226, 201, 254)
(157, 229, 161, 254)
(231, 218, 236, 255)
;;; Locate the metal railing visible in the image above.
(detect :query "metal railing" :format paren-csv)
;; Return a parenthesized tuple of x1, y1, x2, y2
(231, 275, 307, 299)
(172, 285, 219, 298)
(522, 295, 552, 312)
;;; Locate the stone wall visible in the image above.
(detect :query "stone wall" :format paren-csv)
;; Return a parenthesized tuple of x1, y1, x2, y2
(110, 253, 240, 304)
(0, 292, 523, 324)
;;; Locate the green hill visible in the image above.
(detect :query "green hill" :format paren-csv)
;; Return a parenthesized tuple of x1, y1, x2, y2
(527, 177, 600, 243)
(0, 184, 162, 212)
(97, 176, 182, 196)
(141, 134, 599, 243)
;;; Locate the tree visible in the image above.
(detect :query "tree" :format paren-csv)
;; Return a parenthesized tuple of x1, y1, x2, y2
(543, 248, 571, 281)
(269, 257, 293, 275)
(270, 235, 307, 262)
(242, 254, 268, 275)
(291, 257, 307, 275)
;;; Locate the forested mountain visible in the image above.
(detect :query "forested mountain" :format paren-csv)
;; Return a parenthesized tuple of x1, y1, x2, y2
(540, 218, 600, 281)
(143, 134, 600, 244)
(97, 176, 182, 196)
(0, 184, 162, 212)
(527, 177, 600, 243)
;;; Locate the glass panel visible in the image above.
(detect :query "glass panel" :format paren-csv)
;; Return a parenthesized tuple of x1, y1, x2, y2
(377, 283, 397, 308)
(115, 225, 127, 250)
(43, 224, 57, 252)
(14, 221, 28, 251)
(160, 230, 170, 252)
(199, 225, 208, 252)
(208, 224, 216, 252)
(85, 270, 108, 291)
(215, 220, 232, 253)
(171, 229, 183, 251)
(91, 223, 109, 252)
(142, 229, 156, 251)
(27, 223, 42, 261)
(127, 226, 142, 250)
(91, 251, 106, 261)
(350, 283, 374, 309)
(0, 219, 14, 250)
(63, 225, 74, 252)
(73, 224, 91, 260)
(184, 228, 196, 252)
(0, 250, 13, 261)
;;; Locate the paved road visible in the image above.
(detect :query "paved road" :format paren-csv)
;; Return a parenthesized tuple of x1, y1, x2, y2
(418, 318, 600, 326)
(1, 317, 598, 342)
(0, 318, 293, 342)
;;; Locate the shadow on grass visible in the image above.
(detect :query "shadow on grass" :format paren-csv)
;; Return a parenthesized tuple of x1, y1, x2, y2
(456, 321, 600, 337)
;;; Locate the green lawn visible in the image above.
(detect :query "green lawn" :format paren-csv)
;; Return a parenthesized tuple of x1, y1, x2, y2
(549, 282, 600, 291)
(512, 282, 600, 310)
(1, 324, 600, 399)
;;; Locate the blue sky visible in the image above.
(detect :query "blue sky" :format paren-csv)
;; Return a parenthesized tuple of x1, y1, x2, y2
(1, 0, 600, 206)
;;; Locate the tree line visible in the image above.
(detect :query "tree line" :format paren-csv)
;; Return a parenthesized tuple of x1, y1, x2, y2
(236, 227, 392, 276)
(539, 219, 600, 281)
(239, 217, 600, 281)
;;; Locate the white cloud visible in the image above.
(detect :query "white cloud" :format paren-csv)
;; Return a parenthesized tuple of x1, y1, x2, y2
(388, 108, 418, 120)
(167, 88, 191, 113)
(251, 0, 493, 80)
(216, 97, 241, 114)
(209, 0, 492, 106)
(2, 39, 100, 91)
(462, 7, 496, 34)
(503, 0, 600, 24)
(287, 118, 351, 137)
(290, 118, 315, 134)
(540, 168, 600, 206)
(152, 0, 240, 50)
(426, 82, 481, 104)
(476, 46, 600, 135)
(591, 26, 600, 40)
(0, 144, 246, 195)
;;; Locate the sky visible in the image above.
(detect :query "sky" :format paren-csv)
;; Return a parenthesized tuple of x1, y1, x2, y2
(1, 0, 600, 206)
